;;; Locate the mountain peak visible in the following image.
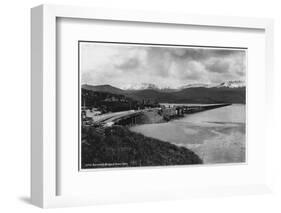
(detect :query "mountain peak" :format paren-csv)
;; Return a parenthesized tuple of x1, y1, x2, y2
(179, 83, 214, 89)
(122, 83, 160, 90)
(179, 80, 245, 89)
(216, 80, 245, 88)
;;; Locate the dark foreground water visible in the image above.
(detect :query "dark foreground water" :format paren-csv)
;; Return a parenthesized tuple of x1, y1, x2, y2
(131, 104, 246, 164)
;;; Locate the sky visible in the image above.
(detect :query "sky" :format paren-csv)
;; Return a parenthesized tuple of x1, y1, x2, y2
(80, 42, 246, 89)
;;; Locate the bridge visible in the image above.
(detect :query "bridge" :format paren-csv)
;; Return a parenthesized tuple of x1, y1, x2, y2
(91, 110, 143, 127)
(181, 103, 232, 114)
(86, 103, 232, 127)
(160, 103, 232, 120)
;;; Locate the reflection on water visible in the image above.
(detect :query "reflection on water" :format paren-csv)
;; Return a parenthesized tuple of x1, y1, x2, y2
(131, 104, 246, 164)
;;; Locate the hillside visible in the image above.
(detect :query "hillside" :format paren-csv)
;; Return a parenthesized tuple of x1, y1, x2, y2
(82, 84, 125, 95)
(81, 89, 140, 113)
(82, 84, 246, 104)
(172, 87, 246, 104)
(82, 125, 202, 169)
(128, 87, 246, 104)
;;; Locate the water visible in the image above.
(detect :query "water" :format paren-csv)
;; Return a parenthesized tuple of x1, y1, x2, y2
(131, 104, 246, 164)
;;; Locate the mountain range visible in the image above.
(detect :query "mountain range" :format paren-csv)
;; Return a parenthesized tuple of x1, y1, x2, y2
(120, 80, 245, 91)
(82, 80, 246, 104)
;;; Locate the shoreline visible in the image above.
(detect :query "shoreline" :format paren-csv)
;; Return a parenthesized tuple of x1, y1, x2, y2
(130, 104, 246, 164)
(81, 125, 203, 169)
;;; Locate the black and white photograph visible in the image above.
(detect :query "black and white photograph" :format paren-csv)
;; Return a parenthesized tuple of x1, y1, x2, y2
(80, 42, 246, 169)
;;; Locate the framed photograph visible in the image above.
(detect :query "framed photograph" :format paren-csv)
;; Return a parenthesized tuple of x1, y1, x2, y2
(79, 41, 247, 170)
(31, 4, 274, 208)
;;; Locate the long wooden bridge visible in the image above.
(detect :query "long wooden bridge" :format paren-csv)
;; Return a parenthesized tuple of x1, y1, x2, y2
(181, 103, 231, 114)
(88, 103, 232, 127)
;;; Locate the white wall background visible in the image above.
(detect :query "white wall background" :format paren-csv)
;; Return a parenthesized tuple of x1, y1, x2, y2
(0, 0, 280, 212)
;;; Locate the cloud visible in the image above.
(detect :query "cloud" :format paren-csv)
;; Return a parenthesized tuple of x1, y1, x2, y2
(205, 58, 230, 73)
(168, 48, 237, 61)
(115, 58, 140, 70)
(80, 43, 246, 89)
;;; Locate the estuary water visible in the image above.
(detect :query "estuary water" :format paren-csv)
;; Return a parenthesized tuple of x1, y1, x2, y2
(130, 104, 246, 164)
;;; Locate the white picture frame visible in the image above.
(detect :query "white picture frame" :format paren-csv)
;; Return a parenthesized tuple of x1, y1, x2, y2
(31, 4, 274, 208)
